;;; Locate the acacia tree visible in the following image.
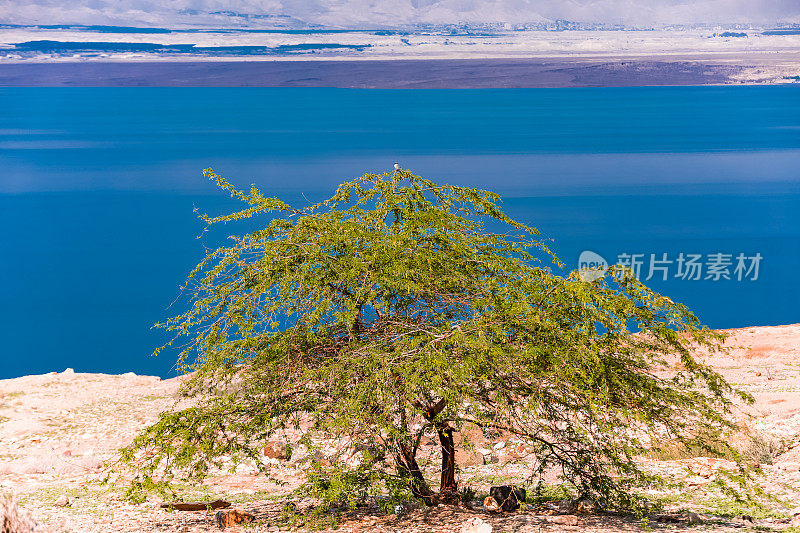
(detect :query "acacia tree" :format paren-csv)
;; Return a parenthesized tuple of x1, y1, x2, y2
(122, 169, 748, 510)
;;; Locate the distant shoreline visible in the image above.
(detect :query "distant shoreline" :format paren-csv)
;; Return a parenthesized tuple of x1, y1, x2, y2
(3, 323, 798, 380)
(2, 55, 799, 87)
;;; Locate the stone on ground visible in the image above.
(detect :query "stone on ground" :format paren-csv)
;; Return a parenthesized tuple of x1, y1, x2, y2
(547, 514, 579, 526)
(213, 508, 255, 529)
(460, 516, 493, 533)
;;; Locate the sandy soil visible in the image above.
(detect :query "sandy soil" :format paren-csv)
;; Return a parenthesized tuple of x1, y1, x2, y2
(1, 323, 800, 532)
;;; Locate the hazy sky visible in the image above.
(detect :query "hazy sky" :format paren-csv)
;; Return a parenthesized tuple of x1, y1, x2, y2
(1, 0, 799, 27)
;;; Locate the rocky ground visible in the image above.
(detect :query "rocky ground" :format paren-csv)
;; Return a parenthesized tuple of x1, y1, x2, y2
(1, 323, 800, 532)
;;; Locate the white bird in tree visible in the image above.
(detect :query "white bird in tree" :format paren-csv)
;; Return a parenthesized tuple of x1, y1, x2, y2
(394, 162, 401, 172)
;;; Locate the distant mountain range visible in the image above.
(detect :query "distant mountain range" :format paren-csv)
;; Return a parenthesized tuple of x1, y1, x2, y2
(1, 0, 799, 29)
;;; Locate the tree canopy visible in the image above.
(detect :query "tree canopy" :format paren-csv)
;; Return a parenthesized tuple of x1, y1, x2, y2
(122, 169, 749, 512)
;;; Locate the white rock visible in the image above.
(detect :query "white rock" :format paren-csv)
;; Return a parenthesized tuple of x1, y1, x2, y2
(460, 517, 493, 533)
(62, 368, 75, 375)
(493, 441, 506, 450)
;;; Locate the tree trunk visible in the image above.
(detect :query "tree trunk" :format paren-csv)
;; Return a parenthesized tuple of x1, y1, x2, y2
(436, 422, 459, 503)
(404, 398, 460, 505)
(394, 440, 437, 505)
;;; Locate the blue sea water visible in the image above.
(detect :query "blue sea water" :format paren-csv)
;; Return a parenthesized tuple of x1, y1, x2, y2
(1, 86, 799, 379)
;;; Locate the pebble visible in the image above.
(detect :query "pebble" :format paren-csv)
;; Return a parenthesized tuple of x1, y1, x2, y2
(483, 496, 500, 512)
(54, 495, 70, 507)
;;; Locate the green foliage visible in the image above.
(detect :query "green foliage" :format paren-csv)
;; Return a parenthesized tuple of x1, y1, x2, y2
(121, 169, 751, 512)
(458, 485, 477, 503)
(672, 489, 785, 521)
(527, 483, 575, 505)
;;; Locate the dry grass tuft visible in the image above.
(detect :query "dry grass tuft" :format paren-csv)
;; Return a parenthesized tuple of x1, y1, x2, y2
(645, 429, 784, 465)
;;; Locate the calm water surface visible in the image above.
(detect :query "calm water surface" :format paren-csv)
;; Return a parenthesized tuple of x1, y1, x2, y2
(1, 87, 799, 378)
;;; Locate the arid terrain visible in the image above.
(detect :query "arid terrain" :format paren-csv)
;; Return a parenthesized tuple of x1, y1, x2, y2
(1, 323, 800, 532)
